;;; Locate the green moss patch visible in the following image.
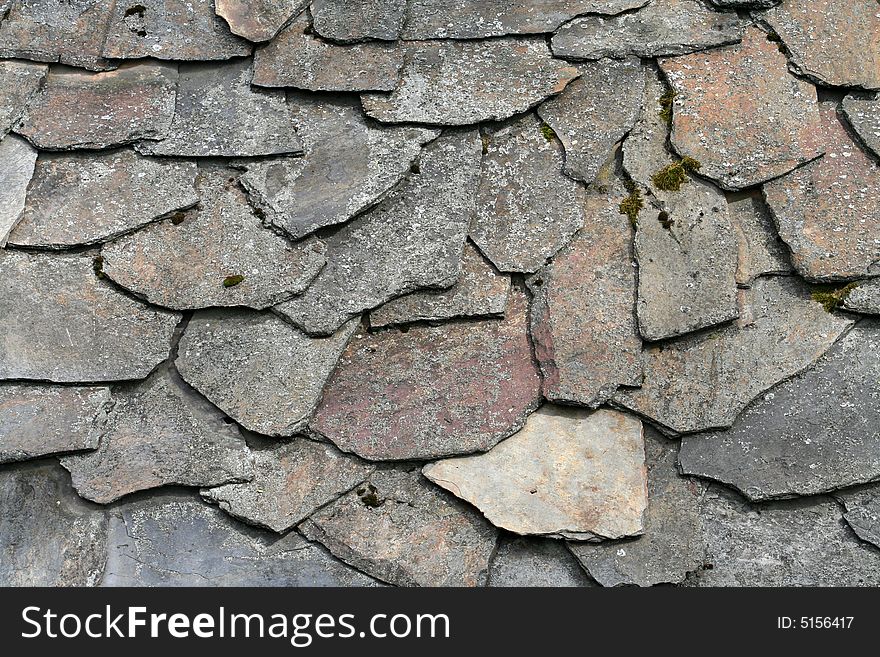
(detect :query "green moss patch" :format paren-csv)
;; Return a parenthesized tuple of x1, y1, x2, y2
(222, 275, 245, 288)
(810, 282, 859, 312)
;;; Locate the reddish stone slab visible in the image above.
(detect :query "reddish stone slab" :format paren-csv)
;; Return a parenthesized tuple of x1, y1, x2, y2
(216, 0, 308, 42)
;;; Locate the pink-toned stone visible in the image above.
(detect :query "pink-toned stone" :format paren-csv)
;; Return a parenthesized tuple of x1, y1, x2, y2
(0, 60, 47, 137)
(216, 0, 308, 42)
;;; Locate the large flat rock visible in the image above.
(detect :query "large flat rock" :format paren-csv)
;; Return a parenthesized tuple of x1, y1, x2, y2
(300, 469, 498, 587)
(239, 93, 438, 240)
(17, 63, 177, 150)
(177, 310, 357, 436)
(215, 0, 308, 42)
(137, 59, 303, 158)
(613, 276, 853, 434)
(312, 288, 542, 460)
(764, 104, 880, 282)
(551, 0, 747, 59)
(843, 94, 880, 159)
(311, 0, 406, 41)
(202, 440, 374, 533)
(660, 27, 824, 190)
(102, 167, 326, 311)
(528, 176, 642, 408)
(0, 383, 109, 464)
(0, 60, 47, 136)
(0, 134, 37, 246)
(61, 366, 254, 504)
(0, 250, 180, 382)
(424, 407, 647, 541)
(470, 114, 585, 274)
(679, 322, 880, 500)
(9, 150, 199, 248)
(274, 131, 480, 336)
(362, 39, 579, 126)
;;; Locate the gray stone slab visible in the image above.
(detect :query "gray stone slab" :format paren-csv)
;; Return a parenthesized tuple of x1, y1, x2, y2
(137, 59, 302, 158)
(424, 406, 647, 541)
(9, 150, 199, 248)
(470, 114, 585, 274)
(0, 383, 109, 463)
(300, 468, 498, 587)
(274, 131, 480, 336)
(843, 94, 880, 159)
(552, 0, 747, 60)
(537, 58, 645, 185)
(103, 491, 380, 586)
(728, 193, 792, 285)
(311, 0, 406, 42)
(843, 280, 880, 315)
(709, 0, 779, 6)
(177, 310, 357, 436)
(361, 39, 579, 126)
(679, 322, 880, 500)
(215, 0, 308, 42)
(489, 537, 595, 587)
(0, 461, 108, 586)
(239, 93, 438, 240)
(0, 60, 47, 137)
(0, 134, 36, 246)
(202, 440, 374, 533)
(835, 486, 880, 550)
(102, 167, 326, 311)
(61, 366, 254, 504)
(613, 276, 853, 435)
(0, 250, 180, 382)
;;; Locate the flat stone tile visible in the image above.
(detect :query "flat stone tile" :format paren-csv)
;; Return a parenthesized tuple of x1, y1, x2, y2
(843, 93, 880, 159)
(835, 486, 880, 550)
(311, 0, 406, 42)
(0, 60, 47, 137)
(728, 193, 792, 285)
(489, 537, 595, 587)
(0, 133, 37, 246)
(215, 0, 308, 42)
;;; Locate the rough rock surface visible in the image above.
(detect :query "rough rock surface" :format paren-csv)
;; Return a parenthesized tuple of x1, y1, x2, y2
(9, 150, 198, 248)
(102, 167, 326, 311)
(0, 134, 37, 246)
(843, 280, 880, 315)
(569, 428, 706, 586)
(0, 250, 180, 382)
(402, 0, 649, 39)
(537, 58, 644, 185)
(239, 93, 438, 240)
(680, 322, 880, 500)
(661, 27, 824, 190)
(300, 468, 498, 587)
(424, 407, 647, 540)
(843, 94, 880, 159)
(102, 0, 251, 61)
(370, 242, 510, 328)
(0, 60, 47, 136)
(137, 59, 302, 158)
(312, 288, 542, 460)
(61, 367, 254, 504)
(177, 311, 357, 436)
(362, 39, 579, 125)
(311, 0, 407, 42)
(103, 492, 380, 586)
(202, 440, 374, 533)
(835, 486, 880, 550)
(613, 277, 853, 434)
(763, 104, 880, 282)
(253, 16, 404, 92)
(17, 63, 177, 150)
(728, 193, 792, 285)
(688, 487, 880, 586)
(0, 462, 108, 586)
(763, 0, 880, 90)
(274, 131, 480, 335)
(215, 0, 308, 42)
(0, 384, 109, 463)
(489, 537, 595, 587)
(471, 114, 585, 273)
(528, 177, 642, 408)
(551, 0, 747, 60)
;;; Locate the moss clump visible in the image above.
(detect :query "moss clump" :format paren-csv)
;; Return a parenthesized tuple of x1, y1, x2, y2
(658, 89, 677, 126)
(222, 275, 245, 288)
(619, 180, 644, 227)
(810, 282, 859, 312)
(481, 133, 490, 155)
(540, 123, 557, 142)
(92, 255, 105, 279)
(651, 157, 702, 192)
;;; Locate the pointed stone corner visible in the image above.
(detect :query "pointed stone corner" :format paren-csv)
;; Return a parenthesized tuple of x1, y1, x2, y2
(9, 150, 199, 248)
(0, 250, 180, 383)
(470, 114, 585, 274)
(311, 0, 406, 42)
(361, 39, 579, 126)
(489, 537, 596, 587)
(764, 104, 880, 282)
(660, 26, 824, 190)
(679, 321, 880, 501)
(0, 383, 110, 464)
(537, 58, 645, 185)
(239, 93, 438, 241)
(835, 486, 880, 550)
(528, 177, 642, 408)
(274, 130, 480, 336)
(215, 0, 308, 42)
(0, 60, 48, 137)
(137, 59, 302, 158)
(177, 311, 357, 437)
(101, 167, 326, 311)
(423, 406, 648, 541)
(312, 287, 542, 460)
(842, 94, 880, 160)
(300, 469, 498, 587)
(201, 440, 374, 534)
(61, 367, 254, 505)
(0, 133, 37, 247)
(569, 428, 706, 587)
(613, 276, 853, 435)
